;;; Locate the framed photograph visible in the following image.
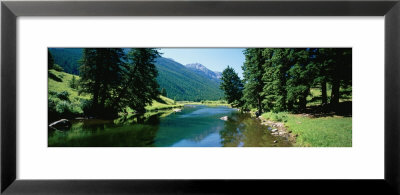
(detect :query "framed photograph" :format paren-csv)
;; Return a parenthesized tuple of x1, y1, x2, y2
(2, 0, 399, 194)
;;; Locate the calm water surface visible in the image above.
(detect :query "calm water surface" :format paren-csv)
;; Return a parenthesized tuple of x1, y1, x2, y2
(48, 105, 292, 147)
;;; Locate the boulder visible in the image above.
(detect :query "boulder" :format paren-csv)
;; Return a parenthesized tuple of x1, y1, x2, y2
(49, 119, 71, 130)
(220, 116, 228, 121)
(173, 108, 182, 112)
(271, 129, 278, 132)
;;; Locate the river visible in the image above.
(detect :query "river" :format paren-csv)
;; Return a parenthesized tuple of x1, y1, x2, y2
(48, 105, 292, 147)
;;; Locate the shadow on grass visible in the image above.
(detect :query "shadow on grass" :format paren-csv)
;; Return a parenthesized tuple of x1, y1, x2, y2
(301, 101, 352, 118)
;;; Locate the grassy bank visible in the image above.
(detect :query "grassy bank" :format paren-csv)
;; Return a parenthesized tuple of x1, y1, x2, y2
(178, 100, 230, 106)
(49, 69, 183, 122)
(261, 112, 352, 147)
(145, 96, 183, 112)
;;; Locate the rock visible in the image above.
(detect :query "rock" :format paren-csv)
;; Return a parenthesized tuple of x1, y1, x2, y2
(279, 132, 285, 136)
(267, 127, 272, 130)
(49, 119, 71, 130)
(271, 129, 278, 132)
(274, 140, 278, 143)
(220, 116, 228, 121)
(173, 108, 182, 112)
(271, 132, 279, 136)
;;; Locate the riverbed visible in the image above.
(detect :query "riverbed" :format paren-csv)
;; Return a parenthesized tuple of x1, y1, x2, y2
(48, 105, 292, 147)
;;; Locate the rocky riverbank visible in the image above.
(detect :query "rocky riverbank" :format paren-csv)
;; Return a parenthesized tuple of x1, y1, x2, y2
(251, 113, 297, 143)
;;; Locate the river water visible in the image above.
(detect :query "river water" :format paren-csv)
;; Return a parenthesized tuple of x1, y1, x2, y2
(48, 105, 292, 147)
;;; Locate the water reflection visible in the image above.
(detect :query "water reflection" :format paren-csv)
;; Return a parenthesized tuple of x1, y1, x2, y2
(48, 105, 292, 147)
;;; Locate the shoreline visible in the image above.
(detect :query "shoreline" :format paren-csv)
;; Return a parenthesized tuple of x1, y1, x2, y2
(250, 112, 297, 144)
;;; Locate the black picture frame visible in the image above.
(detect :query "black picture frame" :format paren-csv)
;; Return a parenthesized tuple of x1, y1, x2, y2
(1, 0, 399, 194)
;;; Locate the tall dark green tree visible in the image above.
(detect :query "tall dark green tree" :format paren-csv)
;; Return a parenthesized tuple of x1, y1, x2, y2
(79, 48, 125, 117)
(313, 48, 333, 105)
(48, 49, 55, 70)
(286, 48, 317, 111)
(70, 75, 77, 89)
(220, 66, 243, 107)
(329, 48, 352, 106)
(261, 48, 294, 112)
(112, 48, 160, 113)
(242, 48, 266, 114)
(161, 88, 167, 97)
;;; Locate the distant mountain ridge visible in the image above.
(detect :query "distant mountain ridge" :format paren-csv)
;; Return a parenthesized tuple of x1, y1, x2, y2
(185, 63, 222, 82)
(49, 48, 223, 101)
(155, 58, 223, 101)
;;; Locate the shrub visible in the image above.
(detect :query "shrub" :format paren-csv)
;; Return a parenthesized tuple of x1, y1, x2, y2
(53, 64, 64, 72)
(48, 71, 62, 82)
(81, 99, 94, 116)
(55, 101, 74, 117)
(56, 91, 70, 102)
(262, 111, 289, 122)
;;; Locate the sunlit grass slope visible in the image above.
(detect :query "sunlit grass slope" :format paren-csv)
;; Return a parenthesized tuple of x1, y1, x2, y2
(49, 69, 182, 121)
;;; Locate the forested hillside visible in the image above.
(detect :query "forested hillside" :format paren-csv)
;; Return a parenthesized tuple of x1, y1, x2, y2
(155, 58, 223, 101)
(49, 48, 223, 101)
(49, 48, 83, 75)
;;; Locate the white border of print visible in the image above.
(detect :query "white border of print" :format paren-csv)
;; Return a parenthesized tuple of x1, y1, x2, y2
(17, 17, 383, 179)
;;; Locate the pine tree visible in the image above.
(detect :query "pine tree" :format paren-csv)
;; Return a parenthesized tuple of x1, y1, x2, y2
(161, 88, 167, 97)
(286, 48, 318, 111)
(242, 48, 266, 114)
(220, 66, 243, 107)
(48, 49, 55, 70)
(79, 48, 125, 117)
(329, 48, 352, 106)
(113, 48, 160, 114)
(261, 48, 294, 112)
(70, 75, 77, 89)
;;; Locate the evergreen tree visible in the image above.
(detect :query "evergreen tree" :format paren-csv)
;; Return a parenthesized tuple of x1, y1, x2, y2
(161, 88, 167, 97)
(242, 48, 266, 114)
(112, 48, 160, 114)
(48, 49, 55, 70)
(329, 48, 352, 106)
(313, 48, 332, 105)
(286, 48, 317, 111)
(70, 75, 77, 89)
(79, 48, 125, 117)
(261, 48, 294, 112)
(220, 66, 243, 107)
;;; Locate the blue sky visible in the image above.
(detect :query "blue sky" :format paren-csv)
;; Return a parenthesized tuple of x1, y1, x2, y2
(159, 48, 245, 78)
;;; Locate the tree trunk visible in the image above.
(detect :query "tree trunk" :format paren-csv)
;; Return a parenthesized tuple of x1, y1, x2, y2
(257, 96, 262, 117)
(331, 79, 340, 106)
(92, 83, 100, 110)
(321, 80, 327, 105)
(111, 64, 139, 110)
(299, 88, 309, 111)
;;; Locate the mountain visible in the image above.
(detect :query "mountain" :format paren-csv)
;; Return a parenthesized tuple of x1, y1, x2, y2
(49, 48, 83, 75)
(48, 49, 223, 101)
(185, 63, 222, 82)
(155, 58, 223, 101)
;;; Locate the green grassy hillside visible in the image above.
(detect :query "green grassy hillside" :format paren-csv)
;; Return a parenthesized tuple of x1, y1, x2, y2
(48, 69, 180, 123)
